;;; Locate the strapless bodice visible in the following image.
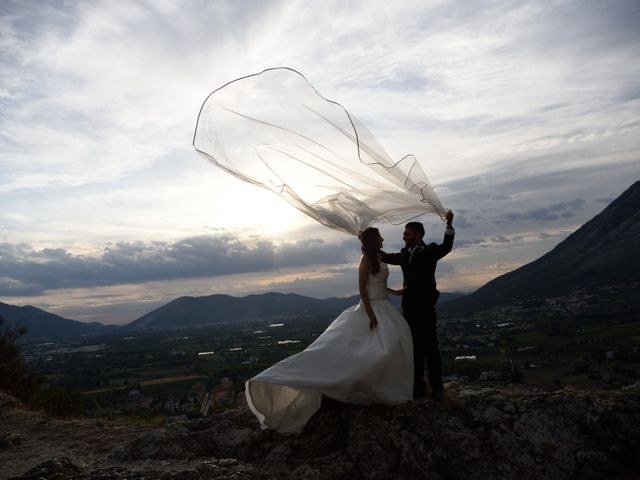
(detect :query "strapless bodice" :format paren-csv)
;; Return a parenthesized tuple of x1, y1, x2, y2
(366, 262, 389, 301)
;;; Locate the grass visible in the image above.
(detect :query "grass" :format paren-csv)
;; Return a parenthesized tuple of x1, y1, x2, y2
(81, 385, 128, 395)
(140, 374, 202, 386)
(81, 374, 203, 395)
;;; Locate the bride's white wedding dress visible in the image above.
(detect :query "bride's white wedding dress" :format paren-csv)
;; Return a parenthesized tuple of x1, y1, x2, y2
(245, 262, 414, 433)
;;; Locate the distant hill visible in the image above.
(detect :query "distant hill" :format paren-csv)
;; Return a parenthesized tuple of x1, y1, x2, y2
(0, 302, 108, 338)
(125, 292, 358, 330)
(0, 291, 464, 338)
(125, 291, 465, 330)
(442, 180, 640, 314)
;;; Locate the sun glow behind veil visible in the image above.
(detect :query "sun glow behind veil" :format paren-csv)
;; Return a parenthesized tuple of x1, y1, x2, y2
(193, 67, 447, 236)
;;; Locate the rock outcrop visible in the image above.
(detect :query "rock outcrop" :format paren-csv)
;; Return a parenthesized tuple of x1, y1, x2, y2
(2, 384, 640, 479)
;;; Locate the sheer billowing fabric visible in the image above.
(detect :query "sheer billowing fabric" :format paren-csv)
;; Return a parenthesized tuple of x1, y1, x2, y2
(245, 262, 413, 433)
(193, 67, 446, 235)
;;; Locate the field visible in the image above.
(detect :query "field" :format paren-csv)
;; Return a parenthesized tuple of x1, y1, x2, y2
(18, 310, 640, 416)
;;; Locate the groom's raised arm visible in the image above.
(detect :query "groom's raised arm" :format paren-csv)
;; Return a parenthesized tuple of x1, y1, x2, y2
(434, 210, 455, 260)
(434, 227, 455, 260)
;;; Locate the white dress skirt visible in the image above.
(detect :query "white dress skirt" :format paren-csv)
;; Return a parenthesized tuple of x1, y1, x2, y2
(245, 262, 414, 433)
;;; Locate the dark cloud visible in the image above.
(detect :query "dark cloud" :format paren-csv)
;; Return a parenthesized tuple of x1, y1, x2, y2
(439, 152, 639, 209)
(452, 215, 474, 229)
(491, 236, 511, 243)
(495, 198, 585, 226)
(549, 198, 586, 210)
(376, 68, 436, 92)
(0, 235, 355, 296)
(454, 238, 485, 249)
(435, 158, 639, 250)
(456, 235, 525, 245)
(521, 0, 640, 59)
(491, 194, 511, 201)
(537, 103, 570, 113)
(496, 207, 558, 225)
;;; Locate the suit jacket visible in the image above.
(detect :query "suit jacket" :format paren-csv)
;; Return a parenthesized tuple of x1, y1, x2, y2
(380, 230, 454, 311)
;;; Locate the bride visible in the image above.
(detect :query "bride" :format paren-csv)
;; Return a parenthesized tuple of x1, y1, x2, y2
(245, 227, 414, 434)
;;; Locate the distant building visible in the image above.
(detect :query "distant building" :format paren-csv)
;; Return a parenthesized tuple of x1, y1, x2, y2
(164, 398, 180, 413)
(166, 415, 188, 424)
(212, 379, 234, 406)
(518, 346, 536, 352)
(454, 355, 477, 362)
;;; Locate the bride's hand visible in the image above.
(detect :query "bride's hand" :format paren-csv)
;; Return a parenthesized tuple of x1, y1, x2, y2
(369, 314, 378, 330)
(387, 287, 404, 296)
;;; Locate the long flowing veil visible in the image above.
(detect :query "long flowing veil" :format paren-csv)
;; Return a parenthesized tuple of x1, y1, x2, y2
(193, 67, 446, 235)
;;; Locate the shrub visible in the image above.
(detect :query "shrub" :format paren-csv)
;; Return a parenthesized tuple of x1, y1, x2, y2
(0, 316, 41, 400)
(30, 386, 83, 416)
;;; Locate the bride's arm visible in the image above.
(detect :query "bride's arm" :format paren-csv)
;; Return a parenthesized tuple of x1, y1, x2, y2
(358, 258, 378, 330)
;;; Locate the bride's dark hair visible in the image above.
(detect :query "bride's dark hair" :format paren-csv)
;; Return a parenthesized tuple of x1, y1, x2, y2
(360, 227, 380, 276)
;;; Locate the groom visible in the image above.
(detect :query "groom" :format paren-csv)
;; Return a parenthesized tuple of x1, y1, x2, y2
(380, 211, 455, 400)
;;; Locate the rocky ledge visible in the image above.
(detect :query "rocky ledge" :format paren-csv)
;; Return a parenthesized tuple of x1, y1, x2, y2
(2, 383, 640, 479)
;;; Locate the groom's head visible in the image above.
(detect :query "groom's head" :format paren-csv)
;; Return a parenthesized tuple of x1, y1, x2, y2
(403, 222, 424, 248)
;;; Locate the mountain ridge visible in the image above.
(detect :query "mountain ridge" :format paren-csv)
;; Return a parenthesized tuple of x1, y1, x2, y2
(0, 302, 108, 338)
(0, 291, 464, 337)
(442, 180, 640, 313)
(125, 291, 465, 330)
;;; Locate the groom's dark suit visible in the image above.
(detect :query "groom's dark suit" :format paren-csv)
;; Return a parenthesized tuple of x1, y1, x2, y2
(381, 227, 454, 396)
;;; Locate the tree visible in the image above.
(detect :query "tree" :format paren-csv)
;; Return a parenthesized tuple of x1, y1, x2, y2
(0, 315, 41, 400)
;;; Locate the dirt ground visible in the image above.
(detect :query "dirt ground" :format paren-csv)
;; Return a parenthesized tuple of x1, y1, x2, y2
(0, 407, 189, 479)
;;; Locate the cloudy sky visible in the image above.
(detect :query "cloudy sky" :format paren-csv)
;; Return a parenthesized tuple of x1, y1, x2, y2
(1, 0, 639, 324)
